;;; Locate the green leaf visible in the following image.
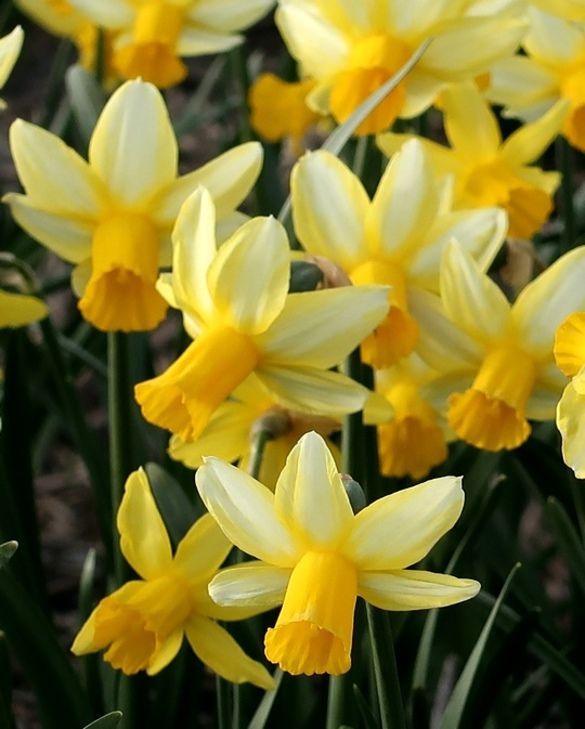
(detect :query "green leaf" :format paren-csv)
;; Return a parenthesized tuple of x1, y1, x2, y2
(439, 563, 521, 729)
(0, 542, 17, 570)
(367, 604, 406, 729)
(546, 497, 585, 599)
(66, 65, 106, 148)
(247, 670, 284, 729)
(83, 712, 123, 729)
(145, 463, 197, 547)
(353, 683, 380, 729)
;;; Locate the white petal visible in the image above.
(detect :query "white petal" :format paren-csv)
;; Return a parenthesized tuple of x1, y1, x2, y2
(68, 0, 133, 26)
(209, 562, 290, 608)
(177, 27, 242, 55)
(186, 0, 274, 32)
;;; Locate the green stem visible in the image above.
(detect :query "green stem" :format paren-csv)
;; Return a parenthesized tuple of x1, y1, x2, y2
(108, 332, 132, 585)
(366, 604, 406, 729)
(327, 675, 350, 729)
(342, 348, 365, 483)
(556, 136, 576, 252)
(248, 428, 272, 481)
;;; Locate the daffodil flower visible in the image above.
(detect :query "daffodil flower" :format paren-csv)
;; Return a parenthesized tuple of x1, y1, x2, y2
(169, 373, 342, 489)
(72, 467, 274, 687)
(68, 0, 275, 88)
(375, 355, 452, 480)
(410, 241, 585, 452)
(275, 0, 526, 135)
(379, 83, 565, 239)
(553, 312, 585, 477)
(15, 1, 115, 79)
(249, 73, 321, 154)
(488, 7, 585, 152)
(291, 139, 507, 367)
(5, 79, 262, 332)
(0, 26, 23, 108)
(196, 431, 479, 676)
(135, 187, 389, 442)
(0, 290, 47, 327)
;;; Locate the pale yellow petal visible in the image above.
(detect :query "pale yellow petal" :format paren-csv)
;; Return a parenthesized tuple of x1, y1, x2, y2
(255, 365, 368, 418)
(66, 0, 133, 27)
(208, 562, 290, 609)
(512, 246, 585, 359)
(185, 616, 274, 689)
(195, 457, 300, 566)
(168, 401, 253, 469)
(177, 27, 241, 55)
(358, 569, 480, 610)
(171, 187, 216, 322)
(408, 288, 483, 372)
(291, 150, 369, 269)
(207, 216, 290, 334)
(487, 57, 558, 117)
(409, 208, 507, 291)
(441, 82, 501, 161)
(155, 142, 262, 223)
(275, 3, 348, 79)
(258, 286, 389, 368)
(440, 241, 510, 343)
(369, 139, 442, 260)
(557, 375, 585, 478)
(344, 476, 464, 570)
(0, 290, 47, 327)
(500, 99, 569, 166)
(525, 7, 585, 65)
(117, 468, 173, 580)
(9, 119, 105, 217)
(0, 26, 23, 90)
(5, 194, 94, 263)
(174, 513, 232, 581)
(273, 431, 353, 549)
(186, 0, 274, 32)
(89, 79, 177, 207)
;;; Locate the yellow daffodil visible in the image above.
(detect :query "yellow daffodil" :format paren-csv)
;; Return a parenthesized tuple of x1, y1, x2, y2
(488, 7, 585, 152)
(67, 0, 275, 88)
(553, 312, 585, 477)
(15, 1, 115, 78)
(169, 373, 341, 489)
(72, 467, 273, 687)
(196, 431, 479, 676)
(249, 73, 321, 153)
(0, 290, 47, 327)
(135, 187, 389, 442)
(532, 0, 585, 22)
(275, 0, 526, 135)
(5, 79, 262, 332)
(375, 356, 452, 480)
(291, 139, 507, 367)
(411, 241, 585, 452)
(379, 83, 565, 239)
(0, 26, 23, 108)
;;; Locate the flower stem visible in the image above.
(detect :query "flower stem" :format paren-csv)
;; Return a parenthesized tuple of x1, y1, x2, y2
(556, 136, 576, 252)
(108, 331, 132, 584)
(248, 427, 272, 481)
(366, 604, 406, 729)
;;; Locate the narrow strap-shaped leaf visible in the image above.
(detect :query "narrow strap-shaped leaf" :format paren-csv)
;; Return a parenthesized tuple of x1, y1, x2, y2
(439, 563, 521, 729)
(146, 463, 197, 548)
(83, 712, 123, 729)
(247, 670, 284, 729)
(66, 65, 106, 150)
(367, 604, 406, 729)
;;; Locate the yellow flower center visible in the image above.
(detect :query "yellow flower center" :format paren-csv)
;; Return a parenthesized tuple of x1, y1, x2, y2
(264, 552, 357, 676)
(330, 34, 411, 135)
(90, 594, 157, 675)
(114, 2, 187, 88)
(561, 66, 585, 153)
(350, 260, 418, 367)
(554, 311, 585, 377)
(378, 381, 447, 479)
(464, 161, 552, 239)
(128, 574, 194, 637)
(78, 212, 167, 332)
(135, 326, 260, 441)
(448, 346, 537, 451)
